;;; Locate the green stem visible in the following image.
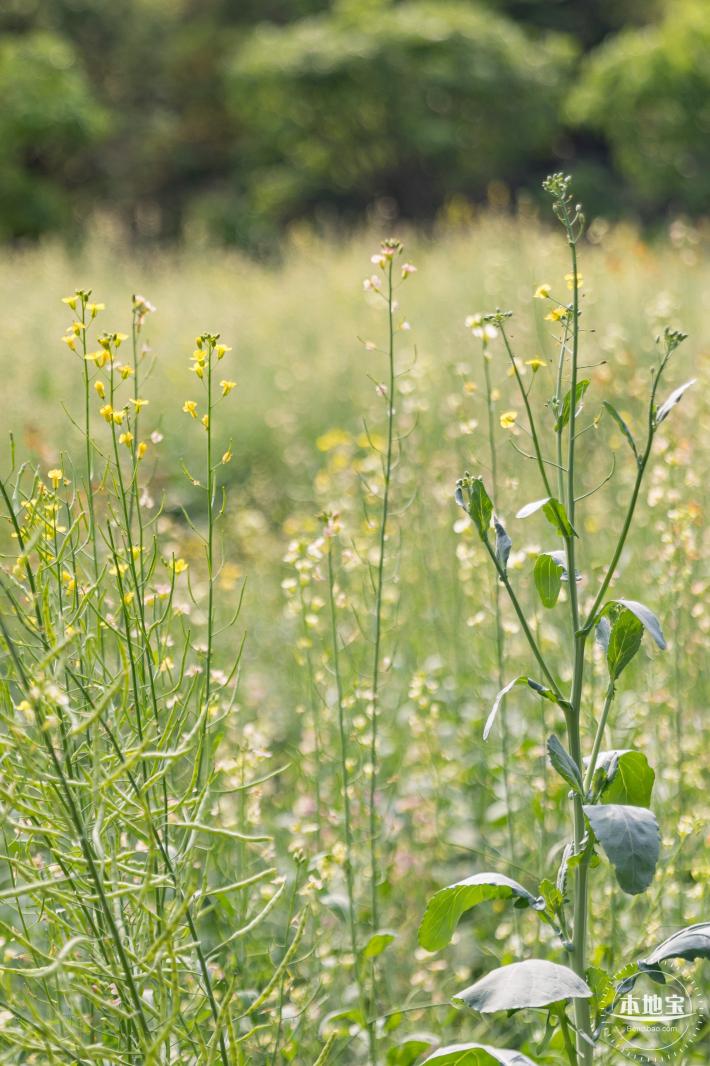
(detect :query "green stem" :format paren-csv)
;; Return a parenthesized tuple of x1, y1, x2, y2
(482, 351, 515, 864)
(583, 683, 616, 794)
(482, 536, 562, 701)
(328, 540, 377, 1066)
(499, 324, 554, 501)
(369, 257, 396, 929)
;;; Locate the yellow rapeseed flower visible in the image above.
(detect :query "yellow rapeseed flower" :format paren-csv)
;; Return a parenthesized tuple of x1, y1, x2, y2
(100, 404, 114, 423)
(94, 380, 105, 399)
(220, 379, 236, 397)
(118, 431, 134, 447)
(525, 358, 547, 372)
(62, 295, 78, 310)
(137, 441, 148, 459)
(222, 448, 233, 464)
(173, 558, 189, 574)
(565, 272, 583, 290)
(215, 344, 231, 360)
(129, 398, 149, 411)
(118, 364, 134, 379)
(500, 410, 518, 429)
(534, 283, 551, 299)
(47, 468, 63, 489)
(88, 303, 105, 318)
(201, 414, 209, 428)
(545, 307, 569, 323)
(182, 401, 198, 418)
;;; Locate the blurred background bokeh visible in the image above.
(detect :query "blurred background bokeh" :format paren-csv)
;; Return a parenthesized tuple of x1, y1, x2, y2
(1, 0, 709, 249)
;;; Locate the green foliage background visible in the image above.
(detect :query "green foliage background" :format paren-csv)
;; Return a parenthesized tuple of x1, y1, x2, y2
(1, 0, 708, 245)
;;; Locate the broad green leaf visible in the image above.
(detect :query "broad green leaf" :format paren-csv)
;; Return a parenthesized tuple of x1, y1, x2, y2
(595, 750, 655, 808)
(538, 877, 563, 915)
(614, 599, 666, 650)
(606, 607, 644, 679)
(583, 804, 660, 895)
(418, 873, 544, 951)
(494, 516, 512, 574)
(387, 1033, 437, 1065)
(362, 929, 396, 959)
(547, 735, 584, 795)
(602, 401, 639, 461)
(483, 677, 556, 741)
(609, 601, 665, 648)
(534, 553, 563, 608)
(655, 379, 695, 425)
(586, 966, 616, 1012)
(516, 496, 576, 538)
(640, 923, 710, 972)
(423, 1045, 539, 1066)
(456, 476, 493, 538)
(454, 960, 591, 1013)
(555, 379, 590, 432)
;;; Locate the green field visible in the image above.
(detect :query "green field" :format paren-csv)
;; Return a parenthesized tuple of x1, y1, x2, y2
(0, 213, 708, 1063)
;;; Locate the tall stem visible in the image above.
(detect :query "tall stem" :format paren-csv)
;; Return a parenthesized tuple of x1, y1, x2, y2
(368, 257, 396, 931)
(482, 353, 515, 864)
(328, 541, 377, 1065)
(559, 213, 593, 1063)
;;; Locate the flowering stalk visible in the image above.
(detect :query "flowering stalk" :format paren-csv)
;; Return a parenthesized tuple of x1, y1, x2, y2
(421, 173, 692, 1066)
(465, 315, 516, 863)
(184, 335, 234, 787)
(326, 515, 377, 1065)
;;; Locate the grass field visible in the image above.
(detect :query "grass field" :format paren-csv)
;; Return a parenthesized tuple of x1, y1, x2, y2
(0, 212, 708, 1063)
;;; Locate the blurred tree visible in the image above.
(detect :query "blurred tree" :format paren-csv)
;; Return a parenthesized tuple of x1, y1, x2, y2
(0, 0, 707, 242)
(218, 1, 576, 246)
(0, 31, 106, 239)
(569, 0, 710, 214)
(484, 0, 661, 48)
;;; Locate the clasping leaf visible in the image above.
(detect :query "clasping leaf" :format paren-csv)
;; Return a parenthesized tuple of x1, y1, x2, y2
(484, 676, 557, 741)
(454, 960, 592, 1013)
(423, 1044, 540, 1065)
(655, 378, 695, 426)
(418, 873, 545, 952)
(583, 803, 660, 895)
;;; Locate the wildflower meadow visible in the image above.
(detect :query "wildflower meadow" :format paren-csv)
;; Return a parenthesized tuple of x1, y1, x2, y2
(0, 181, 708, 1065)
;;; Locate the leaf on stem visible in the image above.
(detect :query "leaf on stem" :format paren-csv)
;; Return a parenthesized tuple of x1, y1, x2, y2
(483, 676, 556, 741)
(606, 608, 643, 679)
(422, 1044, 539, 1066)
(655, 379, 695, 426)
(554, 379, 590, 432)
(547, 735, 584, 795)
(388, 1034, 438, 1065)
(639, 923, 710, 973)
(516, 496, 577, 538)
(598, 599, 666, 679)
(591, 750, 655, 808)
(602, 401, 639, 461)
(362, 929, 396, 959)
(494, 516, 512, 574)
(455, 475, 493, 539)
(454, 960, 592, 1013)
(418, 873, 545, 952)
(583, 803, 660, 895)
(534, 553, 564, 608)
